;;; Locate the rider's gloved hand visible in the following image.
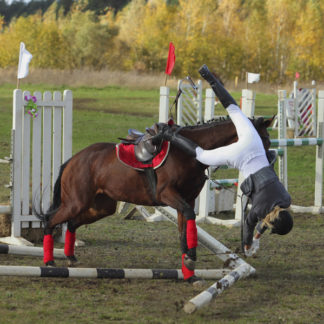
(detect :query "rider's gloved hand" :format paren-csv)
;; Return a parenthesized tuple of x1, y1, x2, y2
(151, 126, 173, 145)
(244, 238, 260, 257)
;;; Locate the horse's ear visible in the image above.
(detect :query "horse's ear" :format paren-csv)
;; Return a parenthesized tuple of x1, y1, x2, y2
(263, 115, 276, 128)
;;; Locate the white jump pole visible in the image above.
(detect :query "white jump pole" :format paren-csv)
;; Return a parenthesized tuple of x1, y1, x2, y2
(0, 243, 65, 259)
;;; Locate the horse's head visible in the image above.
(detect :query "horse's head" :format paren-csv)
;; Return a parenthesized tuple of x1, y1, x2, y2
(252, 115, 276, 151)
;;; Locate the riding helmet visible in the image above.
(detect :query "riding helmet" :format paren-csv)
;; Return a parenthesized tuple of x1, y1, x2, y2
(270, 210, 293, 235)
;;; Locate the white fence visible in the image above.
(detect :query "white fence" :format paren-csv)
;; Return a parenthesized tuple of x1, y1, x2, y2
(275, 90, 324, 213)
(293, 81, 317, 137)
(177, 79, 203, 125)
(159, 78, 203, 125)
(1, 90, 72, 240)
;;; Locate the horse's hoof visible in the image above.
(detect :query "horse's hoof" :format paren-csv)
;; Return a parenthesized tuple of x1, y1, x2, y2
(186, 275, 205, 288)
(186, 275, 200, 283)
(183, 255, 195, 271)
(67, 255, 78, 267)
(192, 278, 206, 289)
(45, 260, 56, 267)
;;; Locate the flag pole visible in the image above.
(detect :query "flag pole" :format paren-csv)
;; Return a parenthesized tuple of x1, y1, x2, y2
(246, 72, 248, 89)
(165, 74, 168, 86)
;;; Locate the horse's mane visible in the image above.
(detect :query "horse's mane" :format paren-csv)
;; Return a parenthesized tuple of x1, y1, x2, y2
(180, 115, 261, 130)
(181, 116, 231, 130)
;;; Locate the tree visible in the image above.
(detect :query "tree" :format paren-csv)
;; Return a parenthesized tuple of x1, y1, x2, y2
(62, 10, 117, 69)
(242, 0, 271, 81)
(292, 0, 324, 80)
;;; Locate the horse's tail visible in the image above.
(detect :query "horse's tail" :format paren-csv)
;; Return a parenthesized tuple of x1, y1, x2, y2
(34, 159, 71, 224)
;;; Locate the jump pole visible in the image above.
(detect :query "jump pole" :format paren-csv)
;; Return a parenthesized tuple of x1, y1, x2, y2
(152, 206, 255, 313)
(155, 206, 255, 270)
(184, 263, 251, 314)
(0, 243, 65, 259)
(0, 265, 229, 280)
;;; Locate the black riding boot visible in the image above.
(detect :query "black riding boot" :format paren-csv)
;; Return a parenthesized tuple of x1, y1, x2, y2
(169, 133, 198, 157)
(199, 64, 237, 109)
(152, 128, 198, 157)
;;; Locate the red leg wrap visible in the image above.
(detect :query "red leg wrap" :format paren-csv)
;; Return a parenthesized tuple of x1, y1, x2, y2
(43, 234, 54, 264)
(186, 219, 198, 249)
(182, 253, 194, 280)
(64, 229, 76, 257)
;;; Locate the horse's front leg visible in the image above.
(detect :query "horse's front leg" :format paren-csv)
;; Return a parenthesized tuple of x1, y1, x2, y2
(177, 201, 198, 282)
(160, 188, 198, 282)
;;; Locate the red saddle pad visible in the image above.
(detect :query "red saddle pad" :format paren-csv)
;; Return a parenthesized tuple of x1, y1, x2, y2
(116, 141, 170, 170)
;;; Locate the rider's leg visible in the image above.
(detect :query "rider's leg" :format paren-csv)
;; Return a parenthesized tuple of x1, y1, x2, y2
(199, 64, 259, 140)
(199, 64, 237, 108)
(152, 129, 198, 157)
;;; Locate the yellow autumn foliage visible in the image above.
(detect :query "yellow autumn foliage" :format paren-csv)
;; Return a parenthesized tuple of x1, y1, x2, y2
(0, 0, 324, 82)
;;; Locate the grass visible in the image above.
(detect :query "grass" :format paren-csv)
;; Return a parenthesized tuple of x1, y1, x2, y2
(0, 79, 323, 323)
(0, 214, 323, 323)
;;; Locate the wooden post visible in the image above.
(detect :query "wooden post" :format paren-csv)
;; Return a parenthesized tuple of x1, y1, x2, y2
(197, 88, 215, 222)
(234, 89, 255, 221)
(204, 88, 215, 122)
(196, 80, 203, 123)
(11, 90, 23, 237)
(312, 81, 317, 136)
(278, 90, 288, 189)
(293, 81, 298, 137)
(159, 86, 169, 123)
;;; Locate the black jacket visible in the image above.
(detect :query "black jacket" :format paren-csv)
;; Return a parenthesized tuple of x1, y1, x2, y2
(240, 165, 291, 245)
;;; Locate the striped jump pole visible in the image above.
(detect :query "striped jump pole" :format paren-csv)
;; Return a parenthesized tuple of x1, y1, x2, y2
(270, 138, 323, 147)
(184, 263, 251, 314)
(210, 179, 238, 189)
(0, 243, 65, 259)
(0, 265, 229, 280)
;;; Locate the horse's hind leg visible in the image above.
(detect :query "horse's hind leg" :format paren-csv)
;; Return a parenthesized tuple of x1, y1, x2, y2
(64, 220, 78, 266)
(63, 194, 117, 266)
(43, 204, 87, 266)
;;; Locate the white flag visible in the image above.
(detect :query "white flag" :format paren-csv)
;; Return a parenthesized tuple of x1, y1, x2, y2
(17, 42, 33, 79)
(247, 72, 260, 84)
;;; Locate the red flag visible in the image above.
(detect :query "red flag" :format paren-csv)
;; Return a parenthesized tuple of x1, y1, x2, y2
(165, 42, 175, 75)
(295, 72, 300, 79)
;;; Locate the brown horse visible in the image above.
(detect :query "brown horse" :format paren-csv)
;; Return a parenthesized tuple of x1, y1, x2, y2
(36, 116, 273, 282)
